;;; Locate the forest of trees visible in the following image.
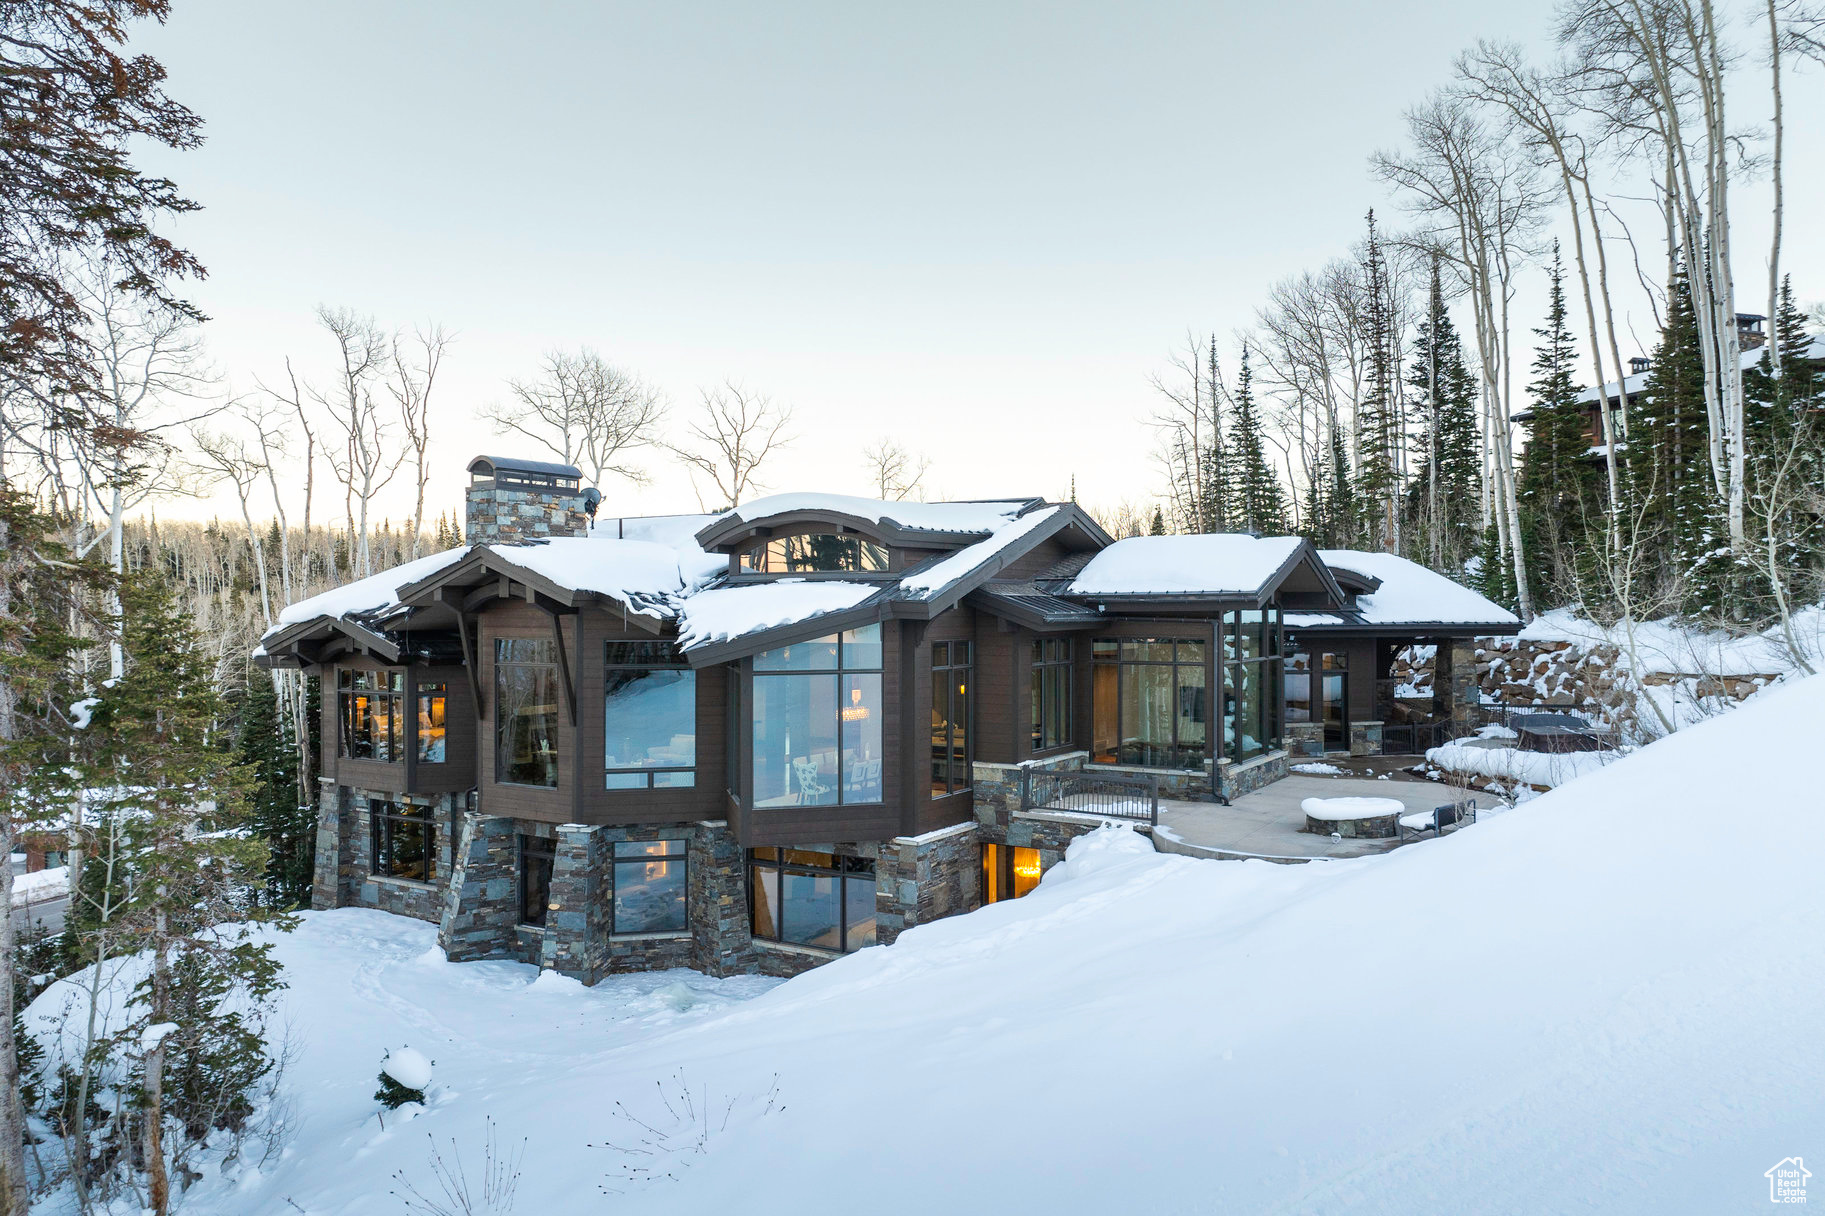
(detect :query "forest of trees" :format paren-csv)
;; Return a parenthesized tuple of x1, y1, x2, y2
(1148, 4, 1825, 646)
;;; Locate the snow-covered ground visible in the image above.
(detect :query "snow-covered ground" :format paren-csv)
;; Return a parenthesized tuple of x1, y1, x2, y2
(1424, 740, 1617, 792)
(9, 865, 68, 906)
(26, 675, 1825, 1214)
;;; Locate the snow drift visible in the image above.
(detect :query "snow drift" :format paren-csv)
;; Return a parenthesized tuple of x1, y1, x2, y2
(29, 675, 1825, 1214)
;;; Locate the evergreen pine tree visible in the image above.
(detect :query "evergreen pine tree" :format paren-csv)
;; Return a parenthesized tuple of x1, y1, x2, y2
(236, 676, 311, 909)
(1516, 245, 1601, 608)
(1626, 266, 1724, 615)
(1404, 258, 1483, 576)
(1224, 347, 1288, 533)
(76, 568, 289, 1186)
(1353, 211, 1401, 550)
(1148, 506, 1166, 536)
(1740, 274, 1825, 614)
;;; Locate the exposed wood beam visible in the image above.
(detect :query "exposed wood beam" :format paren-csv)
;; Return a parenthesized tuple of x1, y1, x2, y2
(455, 611, 484, 719)
(547, 609, 577, 725)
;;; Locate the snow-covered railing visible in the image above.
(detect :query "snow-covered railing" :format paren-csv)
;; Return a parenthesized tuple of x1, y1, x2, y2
(1019, 767, 1159, 826)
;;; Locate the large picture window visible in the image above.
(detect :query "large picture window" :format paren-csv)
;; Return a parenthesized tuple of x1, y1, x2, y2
(604, 641, 696, 789)
(370, 799, 434, 883)
(1030, 638, 1072, 752)
(751, 627, 883, 807)
(495, 638, 560, 787)
(1220, 610, 1283, 763)
(340, 670, 403, 761)
(1090, 638, 1206, 769)
(612, 839, 688, 933)
(748, 849, 876, 953)
(416, 682, 447, 763)
(740, 534, 890, 574)
(931, 640, 972, 797)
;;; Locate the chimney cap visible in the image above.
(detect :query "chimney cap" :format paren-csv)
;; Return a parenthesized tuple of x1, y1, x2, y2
(468, 455, 584, 487)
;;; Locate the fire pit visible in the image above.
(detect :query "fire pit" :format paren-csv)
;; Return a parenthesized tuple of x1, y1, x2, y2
(1300, 795, 1407, 839)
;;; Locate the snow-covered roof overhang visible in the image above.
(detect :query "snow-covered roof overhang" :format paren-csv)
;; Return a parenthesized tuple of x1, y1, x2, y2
(1291, 550, 1521, 634)
(395, 537, 726, 625)
(1064, 535, 1344, 608)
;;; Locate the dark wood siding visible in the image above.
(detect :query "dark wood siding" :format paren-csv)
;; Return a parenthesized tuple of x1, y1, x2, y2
(997, 536, 1073, 581)
(973, 618, 1020, 764)
(404, 665, 476, 793)
(476, 601, 578, 825)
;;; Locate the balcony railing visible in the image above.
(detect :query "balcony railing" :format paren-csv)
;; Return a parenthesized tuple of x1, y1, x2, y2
(1018, 767, 1159, 826)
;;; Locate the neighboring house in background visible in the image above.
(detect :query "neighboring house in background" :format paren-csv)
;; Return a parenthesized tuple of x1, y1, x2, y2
(1510, 316, 1816, 458)
(257, 454, 1516, 983)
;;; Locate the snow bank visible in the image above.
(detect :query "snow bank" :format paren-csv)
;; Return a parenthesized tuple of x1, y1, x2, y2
(1519, 605, 1825, 677)
(677, 580, 879, 650)
(1425, 740, 1616, 789)
(1068, 534, 1304, 596)
(32, 679, 1825, 1216)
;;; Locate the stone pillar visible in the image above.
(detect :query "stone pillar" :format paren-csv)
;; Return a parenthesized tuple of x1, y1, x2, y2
(310, 778, 352, 911)
(439, 812, 519, 963)
(1444, 639, 1481, 732)
(875, 824, 981, 947)
(540, 823, 610, 982)
(688, 821, 756, 976)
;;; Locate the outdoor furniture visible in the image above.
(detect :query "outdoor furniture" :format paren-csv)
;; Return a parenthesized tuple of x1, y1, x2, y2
(1300, 795, 1406, 839)
(1398, 799, 1477, 842)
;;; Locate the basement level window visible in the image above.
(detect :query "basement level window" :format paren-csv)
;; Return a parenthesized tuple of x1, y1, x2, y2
(371, 800, 434, 883)
(749, 849, 876, 953)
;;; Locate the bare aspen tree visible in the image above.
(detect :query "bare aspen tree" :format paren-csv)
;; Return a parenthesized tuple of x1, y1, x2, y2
(484, 348, 666, 489)
(1562, 0, 1748, 550)
(1455, 43, 1627, 536)
(1375, 94, 1549, 616)
(861, 437, 930, 500)
(389, 325, 451, 558)
(668, 381, 795, 509)
(191, 423, 276, 626)
(313, 307, 401, 577)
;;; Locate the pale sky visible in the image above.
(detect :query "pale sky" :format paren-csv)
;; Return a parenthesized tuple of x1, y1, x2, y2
(130, 0, 1825, 526)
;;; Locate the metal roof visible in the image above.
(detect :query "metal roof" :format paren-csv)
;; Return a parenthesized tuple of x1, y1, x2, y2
(467, 454, 584, 480)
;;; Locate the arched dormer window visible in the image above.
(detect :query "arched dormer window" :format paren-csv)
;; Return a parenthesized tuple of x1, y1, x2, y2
(740, 533, 890, 574)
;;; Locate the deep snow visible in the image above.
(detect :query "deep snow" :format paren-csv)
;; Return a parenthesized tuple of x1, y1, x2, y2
(27, 676, 1825, 1214)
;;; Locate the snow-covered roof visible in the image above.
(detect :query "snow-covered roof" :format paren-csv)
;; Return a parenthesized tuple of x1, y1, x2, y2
(719, 493, 1034, 535)
(1315, 550, 1519, 628)
(676, 580, 881, 651)
(274, 547, 470, 630)
(899, 506, 1066, 596)
(1067, 535, 1306, 598)
(469, 537, 726, 617)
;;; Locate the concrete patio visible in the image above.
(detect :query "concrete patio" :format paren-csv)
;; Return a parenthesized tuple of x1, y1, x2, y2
(1152, 772, 1460, 863)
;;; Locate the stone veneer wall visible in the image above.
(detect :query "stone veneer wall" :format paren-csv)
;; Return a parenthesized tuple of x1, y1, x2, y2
(1216, 751, 1288, 798)
(311, 782, 459, 923)
(464, 483, 588, 545)
(438, 816, 751, 984)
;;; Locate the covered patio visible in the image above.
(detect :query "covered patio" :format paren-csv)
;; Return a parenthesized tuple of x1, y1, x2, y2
(1151, 773, 1467, 863)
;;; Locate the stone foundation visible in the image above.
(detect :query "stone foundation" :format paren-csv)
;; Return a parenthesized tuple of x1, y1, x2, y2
(875, 822, 981, 946)
(1283, 723, 1326, 758)
(312, 784, 462, 924)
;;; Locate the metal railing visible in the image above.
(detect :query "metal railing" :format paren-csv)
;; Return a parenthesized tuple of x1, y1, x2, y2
(1377, 720, 1454, 757)
(1018, 767, 1160, 826)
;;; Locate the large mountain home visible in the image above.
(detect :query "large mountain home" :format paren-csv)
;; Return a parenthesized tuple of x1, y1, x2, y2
(258, 455, 1517, 981)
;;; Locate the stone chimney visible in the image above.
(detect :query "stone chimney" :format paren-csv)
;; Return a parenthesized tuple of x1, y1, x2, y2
(464, 455, 592, 544)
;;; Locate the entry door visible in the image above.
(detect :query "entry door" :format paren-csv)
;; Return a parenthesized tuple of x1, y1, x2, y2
(1321, 670, 1348, 750)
